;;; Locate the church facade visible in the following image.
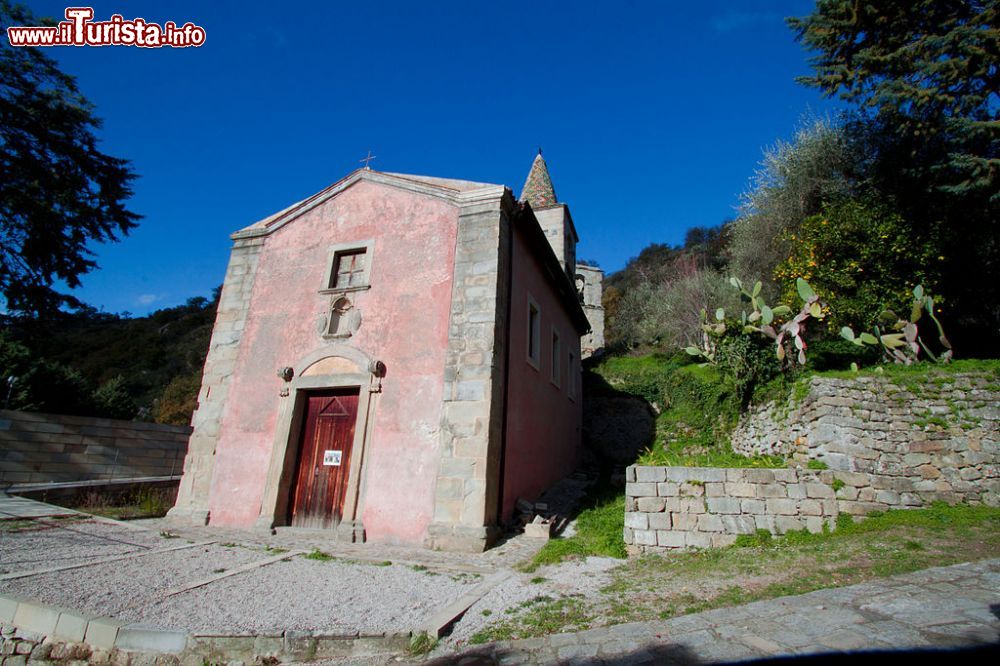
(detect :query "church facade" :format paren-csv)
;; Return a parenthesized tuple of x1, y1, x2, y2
(168, 154, 604, 552)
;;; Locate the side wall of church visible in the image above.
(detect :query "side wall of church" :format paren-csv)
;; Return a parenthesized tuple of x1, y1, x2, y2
(201, 180, 460, 546)
(501, 224, 582, 521)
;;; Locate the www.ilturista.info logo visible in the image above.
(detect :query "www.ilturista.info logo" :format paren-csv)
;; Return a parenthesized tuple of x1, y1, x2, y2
(6, 7, 206, 48)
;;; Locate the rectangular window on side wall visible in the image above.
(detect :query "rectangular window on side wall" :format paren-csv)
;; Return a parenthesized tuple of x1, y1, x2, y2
(527, 296, 541, 370)
(567, 351, 576, 400)
(551, 328, 561, 388)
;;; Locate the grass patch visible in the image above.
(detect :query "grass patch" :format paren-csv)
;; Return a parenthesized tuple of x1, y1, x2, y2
(68, 486, 175, 520)
(522, 488, 626, 572)
(470, 595, 593, 644)
(0, 519, 35, 532)
(303, 548, 334, 562)
(263, 545, 288, 555)
(807, 460, 828, 470)
(477, 502, 999, 643)
(408, 632, 438, 655)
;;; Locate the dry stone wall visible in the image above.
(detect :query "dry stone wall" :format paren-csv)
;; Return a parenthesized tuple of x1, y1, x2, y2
(626, 371, 999, 553)
(732, 372, 999, 506)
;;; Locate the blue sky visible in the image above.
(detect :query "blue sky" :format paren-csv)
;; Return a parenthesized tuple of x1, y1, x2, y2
(17, 0, 839, 315)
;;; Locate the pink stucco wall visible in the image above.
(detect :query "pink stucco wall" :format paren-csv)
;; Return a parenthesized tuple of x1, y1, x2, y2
(501, 225, 582, 521)
(206, 180, 458, 545)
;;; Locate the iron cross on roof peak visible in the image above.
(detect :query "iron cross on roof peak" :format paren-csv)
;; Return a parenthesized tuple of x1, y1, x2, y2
(360, 150, 377, 170)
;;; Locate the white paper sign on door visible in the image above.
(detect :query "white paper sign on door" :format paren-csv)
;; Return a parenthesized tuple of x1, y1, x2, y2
(323, 450, 343, 466)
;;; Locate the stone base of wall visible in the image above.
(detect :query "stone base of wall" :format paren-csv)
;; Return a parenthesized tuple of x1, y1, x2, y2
(624, 463, 996, 553)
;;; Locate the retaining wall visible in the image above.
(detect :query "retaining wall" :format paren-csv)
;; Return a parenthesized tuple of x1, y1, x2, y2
(0, 410, 190, 486)
(626, 370, 999, 553)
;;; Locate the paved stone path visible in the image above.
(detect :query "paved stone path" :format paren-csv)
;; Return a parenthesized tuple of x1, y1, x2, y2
(422, 559, 1000, 665)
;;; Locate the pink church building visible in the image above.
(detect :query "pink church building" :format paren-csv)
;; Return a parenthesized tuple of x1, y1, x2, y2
(168, 154, 604, 552)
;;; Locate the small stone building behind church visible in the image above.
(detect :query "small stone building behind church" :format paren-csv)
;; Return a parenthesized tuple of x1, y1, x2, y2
(168, 154, 604, 551)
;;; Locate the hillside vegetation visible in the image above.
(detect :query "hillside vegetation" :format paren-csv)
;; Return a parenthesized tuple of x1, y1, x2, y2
(0, 295, 216, 424)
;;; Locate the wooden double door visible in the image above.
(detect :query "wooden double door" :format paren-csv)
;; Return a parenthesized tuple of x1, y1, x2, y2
(289, 388, 360, 529)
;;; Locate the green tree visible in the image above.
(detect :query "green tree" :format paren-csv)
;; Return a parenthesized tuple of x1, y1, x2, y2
(790, 1, 999, 354)
(789, 0, 999, 197)
(0, 1, 139, 315)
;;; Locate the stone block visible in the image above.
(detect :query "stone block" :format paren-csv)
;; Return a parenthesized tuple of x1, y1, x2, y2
(798, 500, 822, 516)
(656, 482, 680, 497)
(624, 512, 648, 530)
(754, 515, 776, 532)
(53, 611, 90, 642)
(765, 498, 798, 515)
(834, 471, 870, 487)
(839, 501, 884, 516)
(625, 482, 657, 498)
(625, 467, 636, 483)
(662, 497, 681, 512)
(711, 533, 738, 548)
(698, 514, 723, 532)
(740, 499, 765, 514)
(875, 490, 901, 505)
(115, 626, 188, 654)
(657, 531, 685, 548)
(759, 484, 787, 498)
(705, 482, 725, 497)
(635, 467, 666, 483)
(0, 597, 20, 624)
(744, 469, 775, 484)
(648, 512, 672, 530)
(680, 498, 707, 513)
(806, 483, 836, 499)
(679, 482, 705, 497)
(786, 484, 808, 499)
(773, 468, 799, 483)
(706, 498, 741, 514)
(623, 527, 634, 543)
(633, 529, 657, 546)
(727, 482, 757, 497)
(690, 468, 727, 482)
(902, 453, 932, 467)
(636, 497, 665, 513)
(805, 516, 826, 534)
(671, 513, 696, 530)
(775, 515, 805, 534)
(721, 515, 756, 534)
(837, 485, 860, 500)
(685, 532, 713, 548)
(664, 467, 693, 482)
(12, 602, 60, 635)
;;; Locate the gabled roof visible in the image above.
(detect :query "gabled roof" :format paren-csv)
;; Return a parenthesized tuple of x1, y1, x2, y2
(232, 169, 505, 239)
(519, 152, 558, 209)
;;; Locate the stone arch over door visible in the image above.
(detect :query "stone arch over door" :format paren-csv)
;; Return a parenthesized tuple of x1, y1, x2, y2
(255, 344, 384, 542)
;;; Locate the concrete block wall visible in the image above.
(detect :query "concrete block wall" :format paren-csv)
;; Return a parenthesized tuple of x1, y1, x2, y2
(624, 467, 842, 552)
(0, 410, 190, 485)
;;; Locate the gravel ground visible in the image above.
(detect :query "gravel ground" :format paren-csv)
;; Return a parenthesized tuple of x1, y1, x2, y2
(0, 518, 168, 576)
(443, 556, 623, 647)
(0, 542, 270, 618)
(120, 557, 484, 634)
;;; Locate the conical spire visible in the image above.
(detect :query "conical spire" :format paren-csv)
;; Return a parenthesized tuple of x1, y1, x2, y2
(519, 150, 558, 208)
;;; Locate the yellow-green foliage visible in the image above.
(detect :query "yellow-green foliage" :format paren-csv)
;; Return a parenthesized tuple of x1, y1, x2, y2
(774, 198, 942, 331)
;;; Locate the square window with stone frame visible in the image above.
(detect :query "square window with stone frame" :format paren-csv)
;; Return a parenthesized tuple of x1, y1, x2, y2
(331, 248, 366, 288)
(321, 240, 375, 294)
